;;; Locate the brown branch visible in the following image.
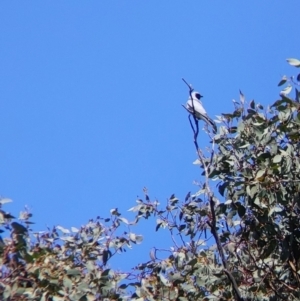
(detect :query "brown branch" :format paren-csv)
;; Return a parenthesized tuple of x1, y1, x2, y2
(183, 79, 243, 300)
(182, 78, 199, 150)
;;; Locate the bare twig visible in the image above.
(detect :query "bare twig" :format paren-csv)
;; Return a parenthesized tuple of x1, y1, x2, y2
(183, 80, 243, 301)
(182, 78, 193, 90)
(170, 209, 187, 247)
(182, 78, 199, 149)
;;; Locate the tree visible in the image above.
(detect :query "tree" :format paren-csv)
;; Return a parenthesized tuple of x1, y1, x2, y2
(1, 58, 300, 301)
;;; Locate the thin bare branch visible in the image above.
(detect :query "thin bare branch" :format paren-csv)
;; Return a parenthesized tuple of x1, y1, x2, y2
(184, 80, 243, 301)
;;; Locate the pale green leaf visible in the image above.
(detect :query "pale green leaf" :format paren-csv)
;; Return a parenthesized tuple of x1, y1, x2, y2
(280, 85, 292, 95)
(287, 58, 300, 67)
(110, 208, 118, 215)
(278, 75, 288, 86)
(129, 232, 136, 242)
(67, 269, 81, 276)
(71, 227, 79, 233)
(193, 159, 201, 165)
(273, 155, 282, 163)
(56, 225, 70, 234)
(0, 198, 12, 205)
(118, 217, 129, 224)
(63, 277, 72, 289)
(239, 90, 245, 104)
(255, 169, 266, 180)
(135, 234, 143, 244)
(159, 273, 171, 287)
(239, 143, 250, 149)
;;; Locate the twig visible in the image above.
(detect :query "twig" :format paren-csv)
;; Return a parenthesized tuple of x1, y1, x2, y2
(183, 79, 243, 301)
(188, 115, 199, 150)
(182, 78, 192, 89)
(200, 150, 243, 300)
(169, 209, 187, 247)
(182, 78, 199, 148)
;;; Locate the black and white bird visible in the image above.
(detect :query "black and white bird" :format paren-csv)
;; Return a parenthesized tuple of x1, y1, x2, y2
(185, 91, 217, 134)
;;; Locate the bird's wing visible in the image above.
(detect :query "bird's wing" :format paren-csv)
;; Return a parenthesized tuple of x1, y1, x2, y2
(186, 99, 217, 134)
(186, 99, 207, 116)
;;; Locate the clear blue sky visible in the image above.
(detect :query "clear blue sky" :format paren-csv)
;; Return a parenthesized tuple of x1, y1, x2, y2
(0, 2, 299, 270)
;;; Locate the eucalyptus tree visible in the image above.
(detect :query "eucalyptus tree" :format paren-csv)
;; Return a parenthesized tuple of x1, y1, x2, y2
(0, 58, 300, 300)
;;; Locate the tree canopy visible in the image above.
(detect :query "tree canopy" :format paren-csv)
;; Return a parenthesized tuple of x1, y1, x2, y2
(1, 58, 300, 301)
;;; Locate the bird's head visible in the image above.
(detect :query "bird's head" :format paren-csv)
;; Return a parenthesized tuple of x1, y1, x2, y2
(191, 91, 203, 100)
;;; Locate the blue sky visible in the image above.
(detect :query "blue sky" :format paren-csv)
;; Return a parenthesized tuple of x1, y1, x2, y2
(0, 2, 299, 270)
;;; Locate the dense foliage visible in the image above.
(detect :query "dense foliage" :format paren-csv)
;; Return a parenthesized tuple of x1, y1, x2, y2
(1, 59, 300, 300)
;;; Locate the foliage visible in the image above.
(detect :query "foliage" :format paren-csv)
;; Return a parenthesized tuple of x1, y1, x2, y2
(1, 59, 300, 300)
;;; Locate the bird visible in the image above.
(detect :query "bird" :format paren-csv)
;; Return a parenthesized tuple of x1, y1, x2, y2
(185, 91, 217, 134)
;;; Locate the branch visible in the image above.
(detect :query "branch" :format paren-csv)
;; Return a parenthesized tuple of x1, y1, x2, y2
(203, 157, 243, 299)
(207, 200, 242, 300)
(183, 79, 243, 300)
(199, 149, 243, 301)
(182, 78, 199, 149)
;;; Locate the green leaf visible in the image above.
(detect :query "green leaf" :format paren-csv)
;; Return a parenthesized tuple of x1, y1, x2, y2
(71, 227, 79, 233)
(278, 76, 288, 86)
(218, 182, 228, 197)
(296, 88, 300, 103)
(239, 90, 245, 103)
(67, 269, 81, 276)
(3, 285, 11, 299)
(228, 126, 237, 133)
(56, 225, 70, 234)
(0, 212, 5, 224)
(103, 250, 112, 266)
(179, 224, 186, 232)
(118, 217, 129, 225)
(156, 222, 162, 231)
(188, 258, 198, 266)
(255, 169, 266, 181)
(0, 198, 12, 205)
(280, 85, 292, 96)
(239, 143, 250, 149)
(135, 234, 143, 243)
(287, 58, 300, 67)
(215, 203, 226, 215)
(159, 273, 171, 287)
(129, 232, 143, 244)
(169, 193, 176, 200)
(63, 276, 72, 289)
(273, 154, 282, 163)
(227, 242, 236, 254)
(237, 204, 246, 217)
(185, 192, 191, 202)
(110, 208, 120, 216)
(11, 222, 27, 234)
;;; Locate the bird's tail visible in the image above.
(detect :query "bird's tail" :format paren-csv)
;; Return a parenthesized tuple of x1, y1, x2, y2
(202, 115, 217, 134)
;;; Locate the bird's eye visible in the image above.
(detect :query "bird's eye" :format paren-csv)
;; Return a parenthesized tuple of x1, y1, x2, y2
(195, 93, 201, 99)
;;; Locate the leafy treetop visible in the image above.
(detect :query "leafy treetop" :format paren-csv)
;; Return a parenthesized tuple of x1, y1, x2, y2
(1, 58, 300, 301)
